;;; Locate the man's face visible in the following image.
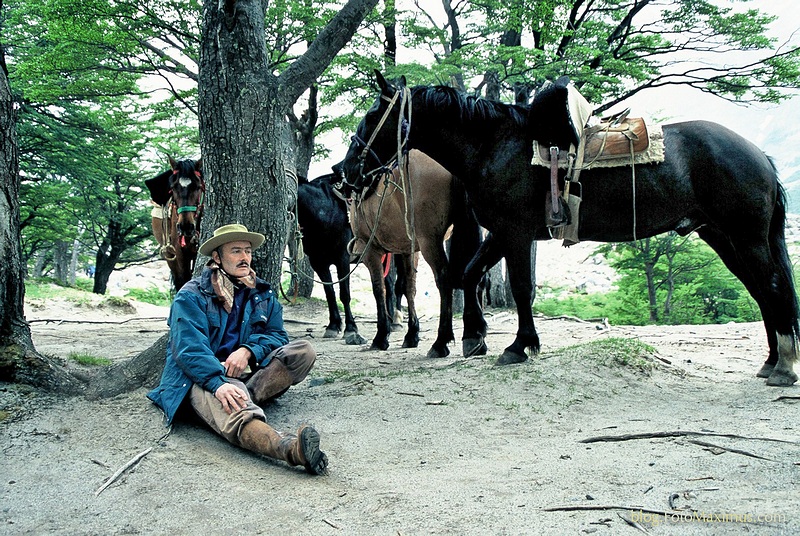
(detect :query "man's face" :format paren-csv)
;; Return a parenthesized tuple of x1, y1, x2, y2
(212, 240, 253, 278)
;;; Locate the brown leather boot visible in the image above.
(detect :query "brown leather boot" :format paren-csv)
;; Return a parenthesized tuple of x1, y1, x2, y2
(246, 359, 294, 405)
(239, 420, 329, 475)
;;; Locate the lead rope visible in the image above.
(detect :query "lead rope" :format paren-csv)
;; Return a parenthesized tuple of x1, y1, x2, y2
(160, 200, 177, 261)
(630, 139, 637, 241)
(396, 88, 416, 267)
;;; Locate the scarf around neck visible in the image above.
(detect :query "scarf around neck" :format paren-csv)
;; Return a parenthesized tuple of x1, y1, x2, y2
(206, 259, 257, 313)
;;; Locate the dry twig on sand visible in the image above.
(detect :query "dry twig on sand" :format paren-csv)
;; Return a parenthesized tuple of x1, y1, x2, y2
(94, 447, 153, 496)
(579, 430, 796, 445)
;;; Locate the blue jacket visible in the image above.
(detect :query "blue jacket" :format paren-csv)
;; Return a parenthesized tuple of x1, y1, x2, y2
(147, 267, 289, 424)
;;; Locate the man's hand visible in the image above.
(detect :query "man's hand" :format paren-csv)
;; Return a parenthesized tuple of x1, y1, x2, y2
(214, 383, 249, 414)
(223, 347, 252, 378)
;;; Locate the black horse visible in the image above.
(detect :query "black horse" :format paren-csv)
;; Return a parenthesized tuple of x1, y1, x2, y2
(294, 173, 405, 344)
(342, 71, 799, 387)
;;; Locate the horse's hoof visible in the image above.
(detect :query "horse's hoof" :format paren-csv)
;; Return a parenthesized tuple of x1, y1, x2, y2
(766, 369, 798, 387)
(756, 363, 774, 378)
(323, 328, 340, 339)
(463, 338, 487, 357)
(426, 346, 450, 359)
(344, 332, 366, 345)
(495, 350, 527, 366)
(401, 337, 420, 349)
(371, 340, 390, 351)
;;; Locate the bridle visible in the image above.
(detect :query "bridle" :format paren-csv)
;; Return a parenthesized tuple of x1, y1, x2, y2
(346, 85, 412, 195)
(161, 169, 205, 260)
(172, 170, 206, 218)
(345, 84, 418, 271)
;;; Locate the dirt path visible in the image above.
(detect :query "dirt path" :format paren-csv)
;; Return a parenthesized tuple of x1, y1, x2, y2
(2, 251, 799, 535)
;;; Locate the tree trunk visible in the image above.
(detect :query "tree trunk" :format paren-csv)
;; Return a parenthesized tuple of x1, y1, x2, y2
(93, 240, 117, 294)
(198, 2, 289, 285)
(489, 261, 507, 308)
(32, 250, 45, 278)
(0, 57, 82, 392)
(53, 240, 69, 284)
(85, 335, 168, 399)
(645, 261, 659, 323)
(68, 235, 81, 286)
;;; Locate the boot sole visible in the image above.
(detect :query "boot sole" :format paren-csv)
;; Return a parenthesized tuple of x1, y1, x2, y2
(299, 427, 329, 475)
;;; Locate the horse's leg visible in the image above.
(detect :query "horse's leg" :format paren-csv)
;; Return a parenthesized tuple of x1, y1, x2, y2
(310, 259, 342, 339)
(393, 259, 406, 327)
(400, 252, 420, 348)
(697, 227, 798, 386)
(383, 258, 402, 332)
(461, 234, 503, 357)
(336, 256, 366, 345)
(419, 238, 453, 358)
(496, 236, 539, 365)
(364, 248, 392, 350)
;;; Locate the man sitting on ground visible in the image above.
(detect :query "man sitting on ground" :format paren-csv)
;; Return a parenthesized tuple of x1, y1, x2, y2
(148, 223, 328, 475)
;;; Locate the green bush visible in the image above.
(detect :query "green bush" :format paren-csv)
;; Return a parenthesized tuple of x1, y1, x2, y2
(126, 286, 172, 307)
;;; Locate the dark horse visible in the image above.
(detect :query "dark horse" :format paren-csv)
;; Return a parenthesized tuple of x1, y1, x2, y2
(145, 157, 204, 291)
(293, 172, 404, 344)
(295, 173, 363, 343)
(342, 72, 798, 387)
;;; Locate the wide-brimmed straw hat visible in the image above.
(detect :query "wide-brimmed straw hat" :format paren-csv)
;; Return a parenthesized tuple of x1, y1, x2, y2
(199, 223, 265, 255)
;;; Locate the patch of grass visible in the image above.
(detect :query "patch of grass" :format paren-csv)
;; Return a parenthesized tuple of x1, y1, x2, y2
(67, 352, 111, 366)
(558, 337, 657, 373)
(25, 278, 92, 302)
(533, 291, 612, 321)
(73, 277, 94, 292)
(126, 285, 172, 307)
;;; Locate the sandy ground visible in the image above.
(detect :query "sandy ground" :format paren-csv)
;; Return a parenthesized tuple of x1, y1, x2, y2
(3, 242, 800, 535)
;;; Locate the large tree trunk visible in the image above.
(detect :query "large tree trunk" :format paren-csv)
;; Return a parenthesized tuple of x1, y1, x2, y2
(198, 2, 291, 284)
(0, 57, 82, 392)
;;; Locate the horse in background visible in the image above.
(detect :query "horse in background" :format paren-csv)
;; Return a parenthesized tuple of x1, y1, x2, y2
(340, 149, 482, 357)
(343, 71, 799, 386)
(145, 157, 204, 291)
(293, 173, 406, 344)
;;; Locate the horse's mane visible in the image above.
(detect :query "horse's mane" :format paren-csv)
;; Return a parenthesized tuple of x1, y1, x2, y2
(410, 85, 528, 128)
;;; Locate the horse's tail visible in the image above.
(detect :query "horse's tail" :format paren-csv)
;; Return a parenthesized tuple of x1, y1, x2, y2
(447, 177, 481, 289)
(770, 170, 800, 342)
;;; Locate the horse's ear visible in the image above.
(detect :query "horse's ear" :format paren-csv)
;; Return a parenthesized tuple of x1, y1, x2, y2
(168, 156, 178, 171)
(399, 75, 407, 87)
(331, 160, 344, 180)
(554, 75, 571, 88)
(375, 70, 391, 94)
(194, 158, 202, 173)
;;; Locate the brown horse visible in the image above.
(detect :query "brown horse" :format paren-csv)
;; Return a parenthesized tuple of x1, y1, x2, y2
(344, 149, 481, 357)
(145, 157, 205, 291)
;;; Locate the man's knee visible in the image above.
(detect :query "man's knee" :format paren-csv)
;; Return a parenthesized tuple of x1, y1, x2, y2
(276, 340, 316, 383)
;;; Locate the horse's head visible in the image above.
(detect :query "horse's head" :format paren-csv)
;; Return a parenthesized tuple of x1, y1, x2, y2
(528, 76, 588, 151)
(341, 70, 410, 196)
(167, 157, 204, 244)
